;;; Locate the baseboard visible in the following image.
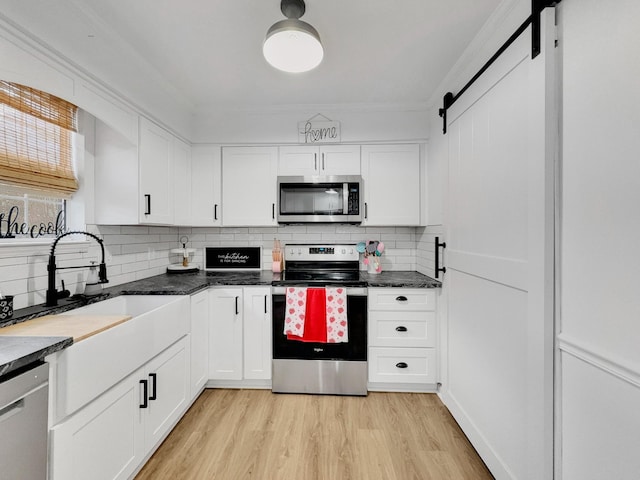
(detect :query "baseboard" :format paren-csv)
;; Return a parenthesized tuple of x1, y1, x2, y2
(367, 382, 438, 393)
(206, 379, 272, 389)
(438, 389, 515, 480)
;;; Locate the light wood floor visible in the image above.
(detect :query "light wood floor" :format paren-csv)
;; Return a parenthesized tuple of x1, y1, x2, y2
(135, 389, 493, 480)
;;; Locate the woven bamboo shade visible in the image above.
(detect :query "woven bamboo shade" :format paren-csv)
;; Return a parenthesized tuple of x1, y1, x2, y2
(0, 81, 79, 196)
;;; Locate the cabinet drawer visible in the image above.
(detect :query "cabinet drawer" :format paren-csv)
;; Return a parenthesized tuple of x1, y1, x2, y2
(368, 347, 436, 384)
(368, 288, 435, 311)
(369, 311, 435, 348)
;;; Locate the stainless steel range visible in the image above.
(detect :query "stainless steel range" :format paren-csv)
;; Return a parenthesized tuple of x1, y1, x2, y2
(271, 244, 367, 396)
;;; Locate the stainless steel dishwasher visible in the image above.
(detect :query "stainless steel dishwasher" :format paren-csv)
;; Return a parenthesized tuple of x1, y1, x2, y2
(0, 362, 49, 480)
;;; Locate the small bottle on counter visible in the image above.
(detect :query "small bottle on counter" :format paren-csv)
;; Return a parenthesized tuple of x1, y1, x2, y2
(84, 262, 102, 296)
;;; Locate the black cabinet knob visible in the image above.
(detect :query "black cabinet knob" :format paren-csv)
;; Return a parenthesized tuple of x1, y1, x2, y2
(395, 326, 408, 332)
(395, 296, 408, 302)
(396, 362, 408, 369)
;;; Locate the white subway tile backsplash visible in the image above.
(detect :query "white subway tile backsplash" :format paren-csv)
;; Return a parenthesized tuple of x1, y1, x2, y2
(0, 223, 441, 309)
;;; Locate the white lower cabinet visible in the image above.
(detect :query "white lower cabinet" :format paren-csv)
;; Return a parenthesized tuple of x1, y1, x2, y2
(209, 286, 272, 385)
(143, 339, 189, 448)
(50, 338, 189, 480)
(368, 288, 438, 391)
(190, 290, 209, 398)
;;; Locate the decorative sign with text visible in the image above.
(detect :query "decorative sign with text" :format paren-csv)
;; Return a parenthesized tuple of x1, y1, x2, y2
(298, 118, 341, 144)
(0, 206, 67, 239)
(205, 247, 262, 271)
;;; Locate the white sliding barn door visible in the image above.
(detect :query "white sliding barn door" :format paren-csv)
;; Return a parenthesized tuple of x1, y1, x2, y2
(440, 9, 556, 480)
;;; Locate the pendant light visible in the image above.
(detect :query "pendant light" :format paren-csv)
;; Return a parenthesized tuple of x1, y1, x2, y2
(263, 0, 324, 73)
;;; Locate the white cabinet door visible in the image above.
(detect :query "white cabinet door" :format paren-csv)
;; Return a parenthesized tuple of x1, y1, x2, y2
(209, 288, 244, 380)
(172, 137, 192, 225)
(50, 373, 144, 480)
(191, 145, 222, 226)
(319, 145, 361, 175)
(243, 287, 272, 380)
(278, 145, 319, 176)
(190, 290, 209, 398)
(222, 147, 278, 226)
(139, 117, 174, 224)
(361, 144, 420, 225)
(143, 338, 189, 449)
(278, 145, 360, 176)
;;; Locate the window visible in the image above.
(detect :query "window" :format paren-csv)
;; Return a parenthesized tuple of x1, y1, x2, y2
(0, 81, 78, 239)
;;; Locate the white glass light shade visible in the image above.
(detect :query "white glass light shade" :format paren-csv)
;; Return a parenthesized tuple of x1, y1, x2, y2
(263, 19, 323, 73)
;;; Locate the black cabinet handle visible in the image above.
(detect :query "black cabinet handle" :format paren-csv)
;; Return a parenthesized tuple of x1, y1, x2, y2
(272, 203, 275, 220)
(214, 204, 218, 221)
(322, 152, 325, 171)
(314, 153, 317, 171)
(435, 236, 447, 279)
(364, 202, 368, 219)
(264, 295, 268, 314)
(149, 373, 157, 401)
(235, 296, 239, 315)
(395, 326, 408, 332)
(395, 296, 408, 302)
(139, 379, 149, 408)
(144, 194, 151, 215)
(396, 362, 408, 369)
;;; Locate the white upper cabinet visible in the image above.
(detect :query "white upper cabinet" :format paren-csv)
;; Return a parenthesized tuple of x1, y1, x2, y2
(139, 117, 174, 224)
(94, 116, 192, 226)
(361, 144, 421, 226)
(222, 146, 278, 226)
(190, 145, 222, 226)
(278, 145, 361, 176)
(172, 137, 192, 225)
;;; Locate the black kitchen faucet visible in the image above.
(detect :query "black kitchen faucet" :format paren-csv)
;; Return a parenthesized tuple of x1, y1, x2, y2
(46, 231, 109, 307)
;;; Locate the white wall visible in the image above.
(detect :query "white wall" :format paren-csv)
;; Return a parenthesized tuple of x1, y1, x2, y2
(558, 1, 640, 478)
(192, 105, 429, 145)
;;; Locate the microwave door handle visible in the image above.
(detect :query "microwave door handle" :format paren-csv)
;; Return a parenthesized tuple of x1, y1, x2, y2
(343, 183, 349, 214)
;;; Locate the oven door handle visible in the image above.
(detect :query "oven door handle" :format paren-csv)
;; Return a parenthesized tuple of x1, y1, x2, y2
(271, 286, 367, 296)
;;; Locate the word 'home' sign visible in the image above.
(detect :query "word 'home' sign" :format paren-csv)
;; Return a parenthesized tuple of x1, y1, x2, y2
(298, 120, 341, 144)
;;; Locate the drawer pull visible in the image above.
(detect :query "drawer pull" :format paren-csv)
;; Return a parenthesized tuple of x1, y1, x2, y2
(139, 380, 149, 408)
(149, 373, 157, 401)
(396, 362, 408, 369)
(395, 326, 408, 332)
(395, 296, 408, 302)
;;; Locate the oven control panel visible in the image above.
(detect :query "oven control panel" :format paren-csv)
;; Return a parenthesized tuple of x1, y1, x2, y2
(309, 247, 334, 254)
(284, 244, 359, 262)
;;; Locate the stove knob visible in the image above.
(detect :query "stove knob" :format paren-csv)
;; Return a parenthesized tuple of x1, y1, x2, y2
(341, 248, 346, 254)
(297, 248, 302, 255)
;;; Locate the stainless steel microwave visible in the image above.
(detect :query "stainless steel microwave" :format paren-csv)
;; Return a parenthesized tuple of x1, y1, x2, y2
(277, 175, 363, 224)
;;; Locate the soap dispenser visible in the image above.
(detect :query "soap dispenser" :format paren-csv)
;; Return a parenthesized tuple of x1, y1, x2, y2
(84, 261, 102, 296)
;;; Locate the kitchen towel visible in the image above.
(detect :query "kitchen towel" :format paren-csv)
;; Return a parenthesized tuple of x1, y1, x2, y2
(326, 287, 348, 343)
(284, 287, 306, 337)
(284, 287, 348, 343)
(285, 287, 327, 343)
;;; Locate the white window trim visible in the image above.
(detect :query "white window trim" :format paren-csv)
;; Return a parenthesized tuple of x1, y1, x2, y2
(0, 239, 91, 258)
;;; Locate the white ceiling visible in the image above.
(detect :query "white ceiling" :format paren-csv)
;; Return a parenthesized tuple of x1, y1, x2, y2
(0, 0, 503, 113)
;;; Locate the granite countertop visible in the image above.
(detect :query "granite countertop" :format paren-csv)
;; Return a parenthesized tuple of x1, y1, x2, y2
(0, 336, 72, 378)
(1, 269, 440, 380)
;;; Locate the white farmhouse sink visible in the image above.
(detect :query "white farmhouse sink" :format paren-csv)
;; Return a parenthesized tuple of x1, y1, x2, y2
(69, 295, 178, 318)
(52, 294, 190, 421)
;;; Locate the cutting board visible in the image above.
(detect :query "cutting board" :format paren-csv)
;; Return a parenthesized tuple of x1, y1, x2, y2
(0, 314, 132, 342)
